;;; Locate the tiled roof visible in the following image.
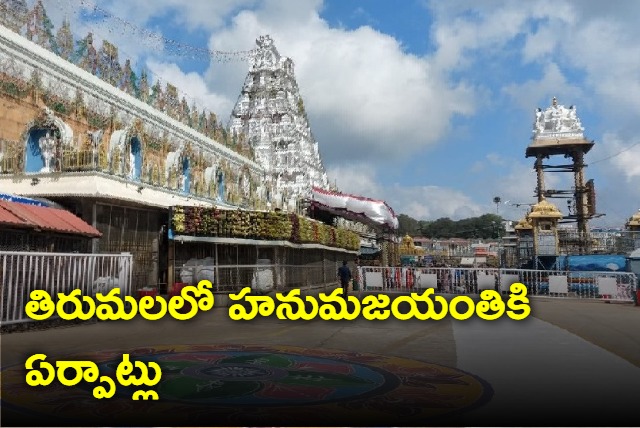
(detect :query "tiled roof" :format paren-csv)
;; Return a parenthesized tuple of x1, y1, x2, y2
(0, 200, 101, 238)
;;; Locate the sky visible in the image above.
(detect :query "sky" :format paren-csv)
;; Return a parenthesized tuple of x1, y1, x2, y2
(38, 0, 640, 227)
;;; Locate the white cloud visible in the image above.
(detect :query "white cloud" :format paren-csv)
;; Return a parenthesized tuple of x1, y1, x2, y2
(390, 186, 483, 220)
(55, 0, 260, 32)
(31, 0, 640, 225)
(325, 163, 381, 200)
(203, 3, 476, 165)
(145, 60, 230, 114)
(606, 139, 640, 182)
(424, 0, 640, 226)
(502, 62, 583, 113)
(326, 164, 483, 220)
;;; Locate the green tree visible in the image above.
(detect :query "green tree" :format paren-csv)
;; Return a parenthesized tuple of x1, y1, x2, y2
(398, 213, 505, 239)
(397, 214, 420, 236)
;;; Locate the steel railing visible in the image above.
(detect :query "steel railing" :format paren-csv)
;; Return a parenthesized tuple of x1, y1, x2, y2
(176, 263, 339, 293)
(357, 266, 637, 302)
(1, 251, 133, 324)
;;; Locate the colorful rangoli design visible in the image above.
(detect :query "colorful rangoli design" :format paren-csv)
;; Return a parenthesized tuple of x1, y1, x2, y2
(1, 344, 492, 425)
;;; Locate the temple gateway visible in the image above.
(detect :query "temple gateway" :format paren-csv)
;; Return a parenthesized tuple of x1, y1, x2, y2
(229, 35, 330, 211)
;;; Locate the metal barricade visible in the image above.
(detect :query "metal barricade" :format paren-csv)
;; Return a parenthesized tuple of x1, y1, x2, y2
(499, 268, 636, 302)
(357, 266, 637, 302)
(1, 251, 134, 324)
(358, 266, 499, 294)
(176, 263, 337, 294)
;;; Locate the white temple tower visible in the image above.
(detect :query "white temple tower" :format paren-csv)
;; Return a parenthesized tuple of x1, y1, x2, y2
(229, 35, 330, 211)
(526, 97, 596, 254)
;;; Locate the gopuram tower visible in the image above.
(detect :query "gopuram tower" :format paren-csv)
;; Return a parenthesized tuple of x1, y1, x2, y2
(229, 35, 330, 211)
(526, 97, 597, 254)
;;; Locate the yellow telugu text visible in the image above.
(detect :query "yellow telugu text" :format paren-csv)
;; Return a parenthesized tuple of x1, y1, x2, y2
(25, 281, 215, 321)
(229, 282, 531, 321)
(25, 353, 162, 400)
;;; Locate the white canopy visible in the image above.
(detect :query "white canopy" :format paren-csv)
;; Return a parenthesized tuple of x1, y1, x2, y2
(311, 187, 398, 230)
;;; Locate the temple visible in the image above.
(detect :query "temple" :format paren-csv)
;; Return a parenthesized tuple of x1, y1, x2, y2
(0, 6, 399, 290)
(229, 35, 330, 211)
(526, 97, 597, 254)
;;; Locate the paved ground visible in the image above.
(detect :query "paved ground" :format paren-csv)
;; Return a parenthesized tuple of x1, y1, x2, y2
(529, 297, 640, 367)
(1, 294, 639, 426)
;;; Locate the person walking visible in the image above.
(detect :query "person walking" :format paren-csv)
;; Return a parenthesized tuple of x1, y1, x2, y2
(337, 260, 352, 296)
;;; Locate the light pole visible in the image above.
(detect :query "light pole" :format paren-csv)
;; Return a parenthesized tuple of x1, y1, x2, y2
(493, 196, 501, 215)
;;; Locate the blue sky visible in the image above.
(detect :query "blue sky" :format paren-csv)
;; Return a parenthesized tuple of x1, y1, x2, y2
(40, 0, 640, 226)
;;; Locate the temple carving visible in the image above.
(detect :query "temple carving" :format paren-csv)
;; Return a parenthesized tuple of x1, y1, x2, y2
(229, 35, 330, 211)
(533, 96, 585, 139)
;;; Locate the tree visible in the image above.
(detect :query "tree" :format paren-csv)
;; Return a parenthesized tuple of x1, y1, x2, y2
(398, 213, 505, 239)
(397, 214, 420, 236)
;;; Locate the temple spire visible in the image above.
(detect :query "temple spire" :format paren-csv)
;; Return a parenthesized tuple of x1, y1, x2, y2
(229, 35, 330, 211)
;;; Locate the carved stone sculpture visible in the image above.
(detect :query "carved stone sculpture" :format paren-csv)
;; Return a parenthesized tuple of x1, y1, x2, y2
(38, 131, 57, 172)
(533, 97, 585, 139)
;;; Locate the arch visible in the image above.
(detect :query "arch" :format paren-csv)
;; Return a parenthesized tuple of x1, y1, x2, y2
(238, 165, 251, 200)
(24, 127, 56, 173)
(165, 143, 186, 187)
(129, 136, 143, 181)
(204, 164, 218, 198)
(109, 119, 145, 178)
(23, 108, 73, 173)
(217, 169, 225, 202)
(181, 156, 191, 193)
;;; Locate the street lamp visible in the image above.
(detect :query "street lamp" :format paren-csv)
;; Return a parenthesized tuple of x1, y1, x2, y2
(493, 196, 501, 215)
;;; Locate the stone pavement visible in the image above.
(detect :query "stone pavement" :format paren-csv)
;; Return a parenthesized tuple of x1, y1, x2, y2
(529, 297, 640, 367)
(1, 295, 639, 426)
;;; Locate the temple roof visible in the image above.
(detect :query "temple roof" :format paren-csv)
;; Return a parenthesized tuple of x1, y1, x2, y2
(526, 138, 594, 157)
(526, 97, 594, 157)
(626, 210, 640, 229)
(0, 198, 101, 238)
(514, 215, 533, 230)
(528, 199, 563, 219)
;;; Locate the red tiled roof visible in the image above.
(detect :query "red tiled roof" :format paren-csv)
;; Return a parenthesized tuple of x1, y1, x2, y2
(0, 200, 101, 238)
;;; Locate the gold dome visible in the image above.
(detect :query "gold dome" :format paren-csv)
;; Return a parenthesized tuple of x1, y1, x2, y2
(514, 215, 533, 230)
(528, 199, 563, 219)
(626, 210, 640, 229)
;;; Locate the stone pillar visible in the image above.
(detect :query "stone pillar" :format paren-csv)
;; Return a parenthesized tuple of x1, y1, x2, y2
(535, 155, 545, 202)
(572, 150, 589, 253)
